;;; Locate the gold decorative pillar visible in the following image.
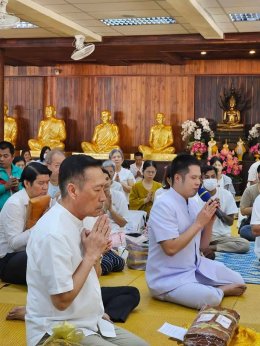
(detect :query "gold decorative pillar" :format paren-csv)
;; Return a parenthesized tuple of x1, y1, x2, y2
(0, 49, 4, 141)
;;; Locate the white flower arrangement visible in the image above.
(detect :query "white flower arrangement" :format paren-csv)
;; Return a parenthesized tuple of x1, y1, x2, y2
(248, 123, 260, 141)
(181, 118, 214, 142)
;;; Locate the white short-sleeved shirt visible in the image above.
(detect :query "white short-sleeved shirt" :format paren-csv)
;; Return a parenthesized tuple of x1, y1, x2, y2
(130, 162, 143, 182)
(197, 187, 238, 237)
(146, 188, 229, 296)
(0, 188, 31, 257)
(248, 161, 260, 184)
(113, 167, 135, 201)
(250, 195, 260, 259)
(110, 180, 124, 193)
(47, 181, 60, 199)
(108, 190, 128, 233)
(83, 190, 128, 234)
(26, 203, 109, 346)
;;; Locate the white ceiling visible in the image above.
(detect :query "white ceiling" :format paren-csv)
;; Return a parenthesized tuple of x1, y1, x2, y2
(3, 0, 260, 41)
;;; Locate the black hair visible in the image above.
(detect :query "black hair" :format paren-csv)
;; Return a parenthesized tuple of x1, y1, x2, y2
(201, 165, 218, 177)
(209, 156, 223, 166)
(21, 149, 31, 159)
(162, 165, 171, 189)
(143, 160, 157, 172)
(0, 141, 15, 155)
(59, 154, 101, 198)
(20, 162, 51, 187)
(134, 151, 143, 158)
(102, 168, 110, 178)
(13, 156, 26, 165)
(40, 146, 51, 162)
(171, 154, 200, 182)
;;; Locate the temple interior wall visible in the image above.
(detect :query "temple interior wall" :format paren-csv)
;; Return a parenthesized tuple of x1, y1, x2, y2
(4, 60, 260, 152)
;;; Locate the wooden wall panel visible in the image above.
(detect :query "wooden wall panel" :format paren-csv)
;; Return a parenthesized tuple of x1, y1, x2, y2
(5, 60, 260, 77)
(3, 59, 260, 153)
(195, 76, 260, 130)
(4, 77, 44, 149)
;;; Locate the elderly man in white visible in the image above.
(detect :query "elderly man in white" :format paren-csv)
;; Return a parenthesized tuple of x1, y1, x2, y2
(25, 154, 148, 346)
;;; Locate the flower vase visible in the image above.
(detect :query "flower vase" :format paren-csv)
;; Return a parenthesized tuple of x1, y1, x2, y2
(254, 153, 260, 161)
(195, 152, 202, 160)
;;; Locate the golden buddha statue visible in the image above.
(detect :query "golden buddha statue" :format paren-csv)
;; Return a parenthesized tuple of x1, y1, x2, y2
(221, 139, 230, 155)
(207, 138, 218, 157)
(139, 113, 175, 154)
(81, 110, 120, 153)
(218, 95, 243, 129)
(235, 137, 246, 161)
(4, 104, 18, 147)
(28, 105, 66, 150)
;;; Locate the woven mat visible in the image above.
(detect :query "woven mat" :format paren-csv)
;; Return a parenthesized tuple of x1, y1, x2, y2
(215, 242, 260, 284)
(0, 303, 26, 346)
(0, 282, 10, 289)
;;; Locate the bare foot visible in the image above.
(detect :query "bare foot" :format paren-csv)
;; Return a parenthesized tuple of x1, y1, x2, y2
(219, 284, 247, 297)
(6, 306, 26, 321)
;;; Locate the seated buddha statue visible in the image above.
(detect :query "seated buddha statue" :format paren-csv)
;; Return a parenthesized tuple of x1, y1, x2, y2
(139, 113, 175, 154)
(28, 105, 66, 150)
(218, 95, 243, 128)
(81, 110, 120, 153)
(4, 104, 18, 147)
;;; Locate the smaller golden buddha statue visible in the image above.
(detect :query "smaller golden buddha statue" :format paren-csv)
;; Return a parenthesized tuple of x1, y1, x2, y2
(218, 95, 243, 129)
(139, 113, 175, 154)
(28, 105, 66, 150)
(221, 139, 230, 155)
(207, 138, 218, 157)
(235, 138, 246, 161)
(81, 110, 120, 153)
(4, 104, 18, 147)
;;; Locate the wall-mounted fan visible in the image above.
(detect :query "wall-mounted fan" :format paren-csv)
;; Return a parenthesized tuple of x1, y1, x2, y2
(0, 0, 20, 29)
(71, 35, 95, 61)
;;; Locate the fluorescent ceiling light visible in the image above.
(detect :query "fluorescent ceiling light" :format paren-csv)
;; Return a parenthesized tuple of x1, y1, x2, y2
(101, 16, 176, 26)
(15, 21, 38, 29)
(229, 13, 260, 22)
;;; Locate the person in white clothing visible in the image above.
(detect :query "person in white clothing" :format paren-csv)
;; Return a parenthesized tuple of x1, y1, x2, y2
(109, 149, 135, 201)
(250, 195, 260, 260)
(25, 154, 148, 346)
(130, 151, 144, 182)
(247, 161, 260, 186)
(102, 160, 124, 193)
(146, 154, 246, 310)
(209, 156, 236, 196)
(45, 149, 65, 199)
(0, 162, 51, 285)
(200, 165, 249, 254)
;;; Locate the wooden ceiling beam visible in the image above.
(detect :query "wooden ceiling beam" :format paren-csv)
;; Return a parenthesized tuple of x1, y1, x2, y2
(161, 52, 184, 65)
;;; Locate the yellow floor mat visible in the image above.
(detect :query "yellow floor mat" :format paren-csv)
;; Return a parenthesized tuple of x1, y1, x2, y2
(0, 268, 260, 345)
(0, 303, 26, 346)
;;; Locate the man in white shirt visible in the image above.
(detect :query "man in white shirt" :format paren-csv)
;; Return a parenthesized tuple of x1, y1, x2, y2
(45, 149, 65, 199)
(146, 154, 246, 310)
(0, 162, 51, 284)
(26, 154, 148, 346)
(130, 152, 144, 182)
(200, 165, 249, 254)
(250, 195, 260, 260)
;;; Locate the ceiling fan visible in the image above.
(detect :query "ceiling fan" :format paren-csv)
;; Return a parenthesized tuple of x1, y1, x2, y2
(71, 35, 95, 61)
(0, 0, 20, 29)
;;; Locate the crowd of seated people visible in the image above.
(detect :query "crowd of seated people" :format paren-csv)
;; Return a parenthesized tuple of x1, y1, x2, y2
(1, 140, 260, 345)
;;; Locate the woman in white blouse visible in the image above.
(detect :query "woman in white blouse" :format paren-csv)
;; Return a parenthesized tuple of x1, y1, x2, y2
(109, 149, 135, 201)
